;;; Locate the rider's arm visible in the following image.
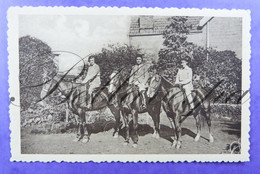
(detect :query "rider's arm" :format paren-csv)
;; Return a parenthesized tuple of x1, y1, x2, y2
(143, 65, 150, 85)
(81, 64, 100, 84)
(128, 66, 135, 84)
(175, 69, 181, 84)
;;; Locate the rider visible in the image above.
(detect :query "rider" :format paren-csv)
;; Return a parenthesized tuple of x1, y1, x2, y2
(78, 56, 101, 109)
(175, 56, 194, 113)
(129, 55, 150, 109)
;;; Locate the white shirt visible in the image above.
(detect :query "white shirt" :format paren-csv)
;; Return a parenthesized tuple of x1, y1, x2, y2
(176, 66, 193, 85)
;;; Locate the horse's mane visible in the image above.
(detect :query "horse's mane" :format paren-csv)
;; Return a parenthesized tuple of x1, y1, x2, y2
(160, 76, 176, 89)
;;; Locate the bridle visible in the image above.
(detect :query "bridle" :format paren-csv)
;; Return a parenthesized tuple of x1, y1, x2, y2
(147, 75, 162, 98)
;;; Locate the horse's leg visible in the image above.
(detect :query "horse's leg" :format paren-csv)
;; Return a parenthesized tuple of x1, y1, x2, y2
(74, 114, 79, 133)
(204, 104, 214, 143)
(72, 107, 82, 142)
(109, 105, 120, 138)
(73, 108, 84, 142)
(168, 116, 178, 147)
(162, 102, 177, 147)
(122, 110, 130, 146)
(82, 110, 90, 143)
(132, 110, 139, 148)
(82, 122, 90, 143)
(65, 102, 69, 123)
(149, 105, 160, 139)
(73, 121, 83, 142)
(194, 110, 201, 142)
(175, 112, 182, 149)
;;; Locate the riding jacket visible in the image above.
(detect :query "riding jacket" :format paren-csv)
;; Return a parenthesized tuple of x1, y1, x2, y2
(81, 63, 101, 93)
(129, 63, 150, 91)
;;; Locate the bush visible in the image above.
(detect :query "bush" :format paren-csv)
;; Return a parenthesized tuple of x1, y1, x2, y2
(210, 104, 241, 121)
(92, 44, 139, 85)
(19, 36, 58, 110)
(157, 17, 242, 104)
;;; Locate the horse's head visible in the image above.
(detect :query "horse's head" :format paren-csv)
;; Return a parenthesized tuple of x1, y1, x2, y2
(108, 71, 122, 94)
(147, 74, 162, 98)
(40, 73, 75, 101)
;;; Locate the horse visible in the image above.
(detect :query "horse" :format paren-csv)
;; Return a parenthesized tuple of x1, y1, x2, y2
(146, 74, 214, 149)
(40, 72, 122, 143)
(40, 73, 75, 123)
(108, 71, 162, 148)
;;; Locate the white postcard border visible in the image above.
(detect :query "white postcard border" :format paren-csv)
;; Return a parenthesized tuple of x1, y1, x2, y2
(8, 6, 251, 162)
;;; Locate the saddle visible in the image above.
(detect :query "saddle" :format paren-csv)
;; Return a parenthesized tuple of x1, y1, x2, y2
(130, 84, 140, 92)
(89, 87, 109, 104)
(130, 84, 147, 110)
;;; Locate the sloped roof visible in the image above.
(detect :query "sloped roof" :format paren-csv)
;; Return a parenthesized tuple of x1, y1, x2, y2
(129, 16, 203, 36)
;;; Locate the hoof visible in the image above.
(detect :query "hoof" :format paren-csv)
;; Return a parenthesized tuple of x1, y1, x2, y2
(123, 142, 129, 146)
(113, 132, 119, 139)
(194, 135, 200, 142)
(82, 137, 90, 143)
(132, 143, 138, 148)
(176, 142, 182, 149)
(172, 140, 177, 147)
(209, 135, 214, 143)
(152, 133, 156, 138)
(152, 132, 160, 139)
(73, 138, 80, 142)
(73, 136, 82, 142)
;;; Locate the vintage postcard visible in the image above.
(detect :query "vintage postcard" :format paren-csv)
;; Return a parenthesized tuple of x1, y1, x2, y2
(8, 7, 250, 162)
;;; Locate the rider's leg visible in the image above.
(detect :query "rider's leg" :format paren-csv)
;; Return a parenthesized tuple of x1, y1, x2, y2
(139, 84, 147, 109)
(185, 87, 194, 110)
(79, 85, 87, 108)
(141, 90, 147, 108)
(86, 85, 94, 109)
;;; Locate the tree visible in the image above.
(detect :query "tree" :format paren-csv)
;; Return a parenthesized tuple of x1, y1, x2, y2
(92, 44, 139, 85)
(157, 17, 242, 104)
(19, 36, 57, 110)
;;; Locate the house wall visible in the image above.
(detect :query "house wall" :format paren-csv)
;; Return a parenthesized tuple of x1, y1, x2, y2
(207, 17, 242, 59)
(129, 17, 242, 61)
(129, 35, 165, 61)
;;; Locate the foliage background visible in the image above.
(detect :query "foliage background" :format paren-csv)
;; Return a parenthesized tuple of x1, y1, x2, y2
(92, 44, 139, 85)
(157, 17, 242, 104)
(19, 36, 58, 110)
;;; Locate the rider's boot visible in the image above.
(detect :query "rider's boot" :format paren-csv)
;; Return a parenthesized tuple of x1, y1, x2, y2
(86, 94, 92, 109)
(185, 92, 195, 115)
(187, 102, 195, 115)
(141, 91, 147, 110)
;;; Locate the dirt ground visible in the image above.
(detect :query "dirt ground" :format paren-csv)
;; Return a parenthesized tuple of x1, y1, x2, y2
(21, 112, 241, 154)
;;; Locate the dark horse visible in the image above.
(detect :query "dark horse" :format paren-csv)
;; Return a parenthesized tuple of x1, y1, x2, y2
(146, 74, 214, 149)
(40, 73, 122, 143)
(108, 71, 161, 148)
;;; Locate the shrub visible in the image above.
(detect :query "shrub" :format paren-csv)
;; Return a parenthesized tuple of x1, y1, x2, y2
(92, 44, 139, 85)
(210, 104, 241, 121)
(19, 35, 58, 110)
(157, 17, 242, 104)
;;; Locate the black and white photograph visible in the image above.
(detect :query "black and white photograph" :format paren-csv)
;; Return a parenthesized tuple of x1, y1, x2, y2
(8, 7, 250, 162)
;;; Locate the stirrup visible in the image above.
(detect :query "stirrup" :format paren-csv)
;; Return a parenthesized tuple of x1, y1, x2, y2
(141, 102, 147, 109)
(86, 103, 92, 109)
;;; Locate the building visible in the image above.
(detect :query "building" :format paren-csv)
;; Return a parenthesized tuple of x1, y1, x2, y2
(129, 16, 242, 61)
